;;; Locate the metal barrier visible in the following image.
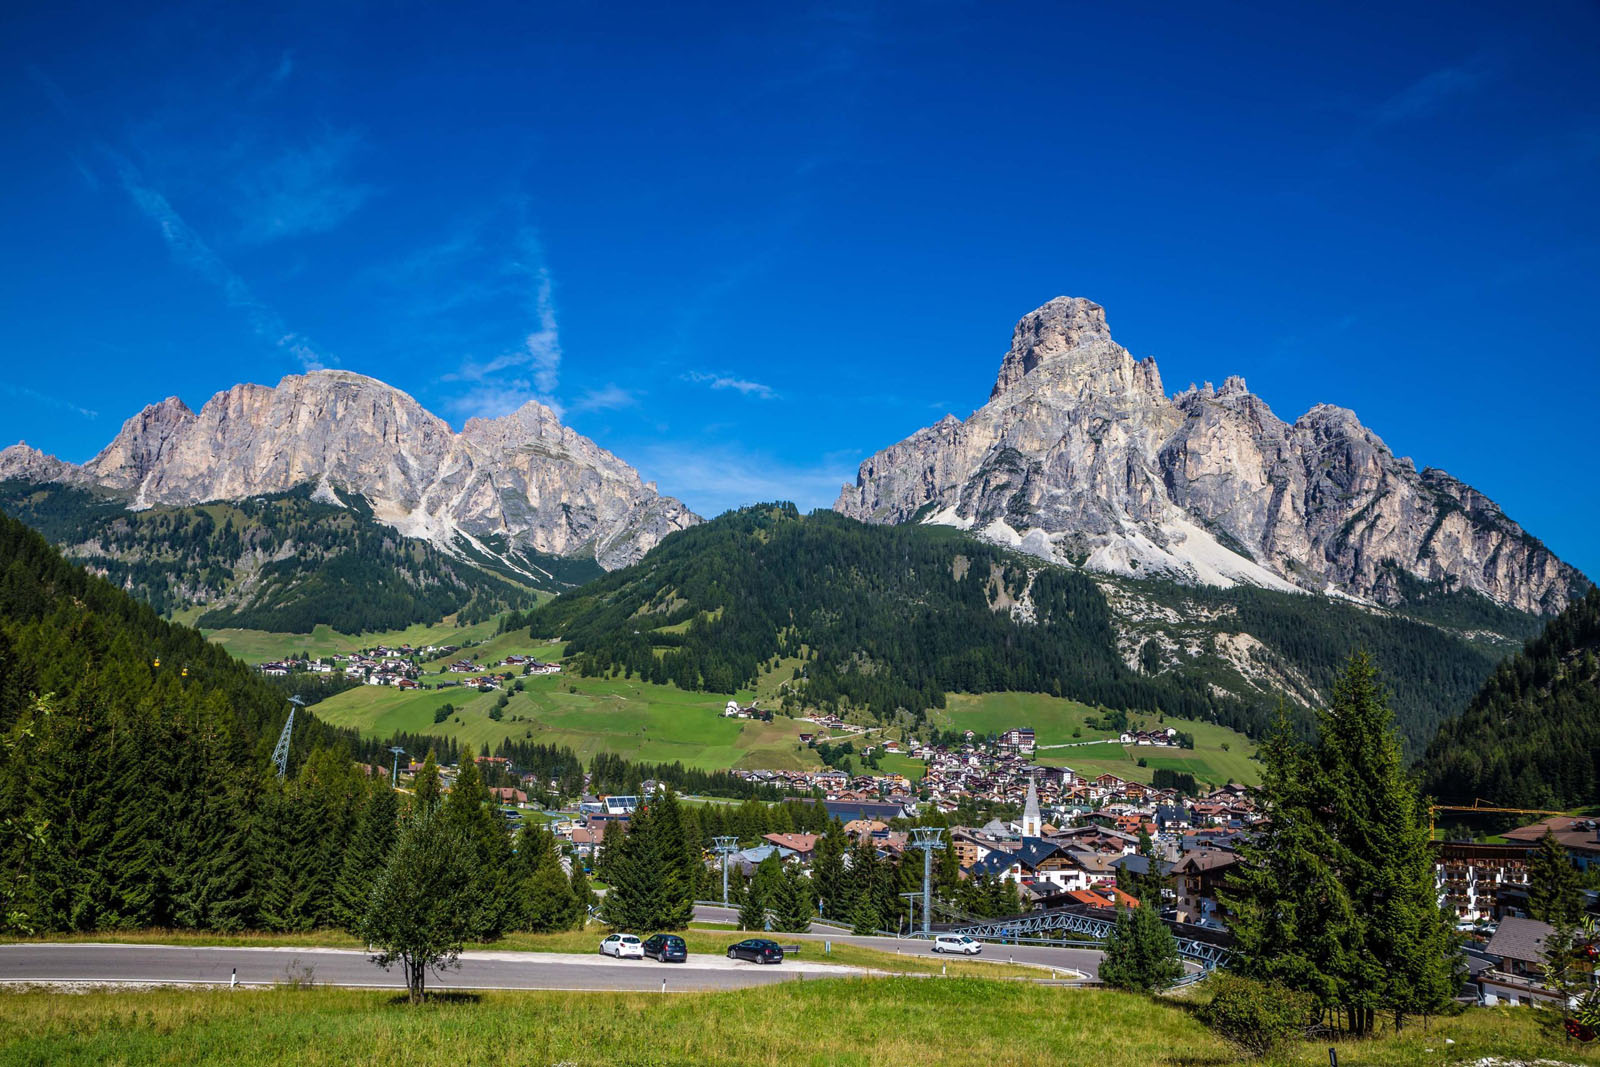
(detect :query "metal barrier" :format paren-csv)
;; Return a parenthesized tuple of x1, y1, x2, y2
(926, 906, 1233, 970)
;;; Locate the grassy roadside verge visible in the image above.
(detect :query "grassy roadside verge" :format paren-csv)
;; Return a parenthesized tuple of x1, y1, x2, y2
(0, 928, 1043, 980)
(0, 980, 1593, 1067)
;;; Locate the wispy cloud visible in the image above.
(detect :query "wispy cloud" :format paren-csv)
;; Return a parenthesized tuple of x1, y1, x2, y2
(1375, 62, 1489, 126)
(110, 152, 333, 371)
(523, 264, 561, 394)
(29, 64, 334, 373)
(0, 382, 98, 420)
(568, 383, 639, 415)
(440, 232, 568, 420)
(683, 370, 778, 400)
(232, 129, 373, 243)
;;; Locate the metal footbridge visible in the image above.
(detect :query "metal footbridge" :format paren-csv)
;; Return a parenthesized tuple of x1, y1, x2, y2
(925, 903, 1233, 971)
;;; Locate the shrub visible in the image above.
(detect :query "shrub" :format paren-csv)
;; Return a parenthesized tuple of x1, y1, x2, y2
(1199, 973, 1312, 1057)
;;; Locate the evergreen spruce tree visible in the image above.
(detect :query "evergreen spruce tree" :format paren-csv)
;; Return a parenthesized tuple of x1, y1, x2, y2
(749, 850, 785, 916)
(413, 751, 441, 812)
(1223, 658, 1458, 1035)
(810, 821, 848, 921)
(440, 745, 516, 940)
(771, 863, 814, 932)
(1528, 830, 1584, 927)
(738, 880, 768, 930)
(600, 790, 695, 931)
(595, 819, 626, 885)
(1099, 902, 1182, 993)
(333, 784, 399, 933)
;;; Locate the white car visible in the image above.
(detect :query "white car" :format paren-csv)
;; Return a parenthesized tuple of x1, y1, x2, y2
(932, 934, 982, 955)
(599, 933, 644, 959)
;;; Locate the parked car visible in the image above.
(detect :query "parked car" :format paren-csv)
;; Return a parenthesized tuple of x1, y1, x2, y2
(642, 934, 688, 963)
(932, 934, 982, 955)
(726, 938, 784, 964)
(599, 933, 644, 959)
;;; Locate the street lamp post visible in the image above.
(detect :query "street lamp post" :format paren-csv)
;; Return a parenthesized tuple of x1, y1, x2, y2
(388, 746, 406, 787)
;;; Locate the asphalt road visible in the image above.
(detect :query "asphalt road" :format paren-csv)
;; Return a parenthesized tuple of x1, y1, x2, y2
(691, 905, 1102, 978)
(0, 943, 853, 993)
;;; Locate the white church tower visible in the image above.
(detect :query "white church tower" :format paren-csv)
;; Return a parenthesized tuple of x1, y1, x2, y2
(1021, 776, 1042, 838)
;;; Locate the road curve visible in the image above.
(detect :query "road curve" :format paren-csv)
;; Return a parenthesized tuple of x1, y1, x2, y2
(691, 905, 1102, 978)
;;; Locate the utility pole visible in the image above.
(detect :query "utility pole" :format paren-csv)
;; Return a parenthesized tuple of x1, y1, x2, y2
(908, 827, 946, 935)
(388, 746, 406, 787)
(712, 836, 739, 904)
(271, 695, 305, 781)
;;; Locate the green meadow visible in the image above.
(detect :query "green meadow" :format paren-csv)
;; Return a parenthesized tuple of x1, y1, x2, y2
(937, 691, 1260, 787)
(0, 980, 1589, 1067)
(312, 670, 819, 771)
(198, 615, 512, 663)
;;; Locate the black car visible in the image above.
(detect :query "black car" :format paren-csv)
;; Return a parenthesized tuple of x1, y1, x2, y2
(726, 938, 784, 964)
(642, 934, 688, 963)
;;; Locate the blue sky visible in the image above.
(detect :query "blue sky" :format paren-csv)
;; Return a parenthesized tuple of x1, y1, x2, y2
(2, 1, 1596, 578)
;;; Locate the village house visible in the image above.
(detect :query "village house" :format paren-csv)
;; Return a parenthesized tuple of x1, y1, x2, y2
(1170, 847, 1242, 926)
(1479, 917, 1565, 1007)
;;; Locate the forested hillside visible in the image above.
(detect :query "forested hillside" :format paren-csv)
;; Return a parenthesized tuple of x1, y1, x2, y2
(0, 480, 587, 634)
(511, 504, 1530, 751)
(0, 511, 385, 931)
(1099, 575, 1538, 754)
(510, 505, 1251, 734)
(1420, 586, 1600, 809)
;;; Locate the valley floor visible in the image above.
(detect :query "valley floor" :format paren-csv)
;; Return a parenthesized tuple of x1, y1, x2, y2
(0, 978, 1590, 1067)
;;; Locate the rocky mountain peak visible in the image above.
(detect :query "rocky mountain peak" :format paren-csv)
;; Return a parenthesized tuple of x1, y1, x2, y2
(839, 297, 1584, 615)
(15, 373, 699, 571)
(0, 442, 77, 483)
(990, 296, 1116, 400)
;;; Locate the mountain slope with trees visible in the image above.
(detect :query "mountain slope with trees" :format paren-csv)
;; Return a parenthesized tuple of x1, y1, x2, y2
(1420, 586, 1600, 809)
(507, 504, 1526, 750)
(0, 480, 581, 633)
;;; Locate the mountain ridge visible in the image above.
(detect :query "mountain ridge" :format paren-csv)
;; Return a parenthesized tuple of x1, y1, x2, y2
(1, 369, 700, 575)
(836, 297, 1584, 616)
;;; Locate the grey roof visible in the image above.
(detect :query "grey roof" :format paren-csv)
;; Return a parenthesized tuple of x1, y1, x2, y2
(823, 799, 906, 822)
(1485, 916, 1554, 965)
(1113, 853, 1175, 877)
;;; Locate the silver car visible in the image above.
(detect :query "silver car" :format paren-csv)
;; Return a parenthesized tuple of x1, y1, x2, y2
(932, 934, 982, 955)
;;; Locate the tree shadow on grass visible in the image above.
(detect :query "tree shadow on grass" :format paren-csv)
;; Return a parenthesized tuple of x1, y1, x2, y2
(384, 992, 483, 1006)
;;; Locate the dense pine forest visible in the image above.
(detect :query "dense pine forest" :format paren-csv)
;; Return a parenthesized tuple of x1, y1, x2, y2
(0, 480, 591, 634)
(1420, 586, 1600, 810)
(507, 504, 1532, 749)
(0, 513, 832, 934)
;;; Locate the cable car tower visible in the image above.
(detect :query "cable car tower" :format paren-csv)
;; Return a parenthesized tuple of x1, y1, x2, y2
(272, 695, 305, 780)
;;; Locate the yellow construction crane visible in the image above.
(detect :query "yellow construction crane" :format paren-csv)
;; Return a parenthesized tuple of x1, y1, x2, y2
(1430, 798, 1572, 834)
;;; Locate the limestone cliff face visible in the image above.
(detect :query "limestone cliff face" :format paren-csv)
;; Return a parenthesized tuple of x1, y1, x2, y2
(15, 370, 698, 571)
(837, 297, 1582, 615)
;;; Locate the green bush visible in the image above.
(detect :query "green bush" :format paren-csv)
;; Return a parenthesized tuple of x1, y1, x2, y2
(1198, 973, 1312, 1057)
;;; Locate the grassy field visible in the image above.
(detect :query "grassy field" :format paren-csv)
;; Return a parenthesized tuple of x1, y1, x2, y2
(0, 980, 1591, 1067)
(313, 670, 819, 771)
(936, 692, 1260, 787)
(200, 616, 513, 663)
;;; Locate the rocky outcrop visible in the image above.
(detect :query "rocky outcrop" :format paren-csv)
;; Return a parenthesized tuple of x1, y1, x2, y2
(837, 297, 1583, 615)
(16, 370, 699, 571)
(0, 443, 80, 484)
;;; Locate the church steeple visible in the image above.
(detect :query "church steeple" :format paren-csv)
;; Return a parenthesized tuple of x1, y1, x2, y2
(1022, 776, 1041, 838)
